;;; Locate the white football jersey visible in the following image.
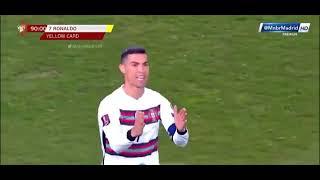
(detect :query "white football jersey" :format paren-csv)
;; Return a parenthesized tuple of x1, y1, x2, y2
(97, 85, 189, 165)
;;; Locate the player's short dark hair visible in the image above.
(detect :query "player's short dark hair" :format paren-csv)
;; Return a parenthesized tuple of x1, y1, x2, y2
(120, 46, 147, 64)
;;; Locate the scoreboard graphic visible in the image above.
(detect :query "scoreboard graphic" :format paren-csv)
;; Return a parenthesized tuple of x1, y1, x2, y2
(18, 23, 114, 40)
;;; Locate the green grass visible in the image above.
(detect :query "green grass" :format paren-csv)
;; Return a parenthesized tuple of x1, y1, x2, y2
(1, 15, 319, 164)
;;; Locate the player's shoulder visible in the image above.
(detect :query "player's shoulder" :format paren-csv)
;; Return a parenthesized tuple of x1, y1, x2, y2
(144, 87, 169, 102)
(98, 86, 122, 108)
(145, 87, 161, 97)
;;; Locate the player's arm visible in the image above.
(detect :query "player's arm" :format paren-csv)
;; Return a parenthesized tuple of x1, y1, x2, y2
(160, 96, 189, 147)
(98, 101, 139, 153)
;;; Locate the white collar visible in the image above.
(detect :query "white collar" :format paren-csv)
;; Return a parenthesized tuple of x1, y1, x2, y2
(120, 84, 145, 101)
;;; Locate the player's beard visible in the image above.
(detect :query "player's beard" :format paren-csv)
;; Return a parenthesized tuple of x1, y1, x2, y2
(125, 76, 148, 89)
(133, 72, 148, 88)
(134, 77, 148, 88)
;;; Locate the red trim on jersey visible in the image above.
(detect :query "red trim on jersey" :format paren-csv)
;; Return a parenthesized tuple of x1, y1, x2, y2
(119, 105, 161, 125)
(104, 137, 159, 158)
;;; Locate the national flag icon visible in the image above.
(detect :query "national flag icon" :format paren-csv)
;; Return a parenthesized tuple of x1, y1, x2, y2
(17, 22, 27, 36)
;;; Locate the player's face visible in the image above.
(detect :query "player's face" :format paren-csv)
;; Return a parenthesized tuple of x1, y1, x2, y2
(120, 53, 149, 88)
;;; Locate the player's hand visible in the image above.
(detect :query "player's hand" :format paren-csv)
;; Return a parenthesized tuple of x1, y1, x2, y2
(173, 105, 188, 132)
(131, 111, 145, 137)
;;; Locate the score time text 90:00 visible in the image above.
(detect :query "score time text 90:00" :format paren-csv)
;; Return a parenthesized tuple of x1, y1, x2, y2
(28, 25, 78, 32)
(29, 25, 47, 32)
